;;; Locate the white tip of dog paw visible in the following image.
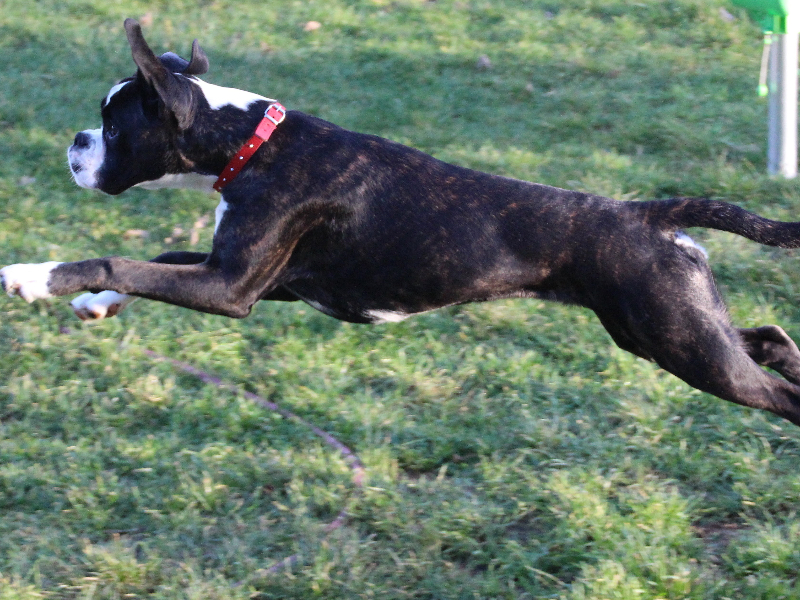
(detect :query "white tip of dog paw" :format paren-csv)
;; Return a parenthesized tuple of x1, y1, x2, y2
(71, 290, 135, 320)
(0, 262, 62, 303)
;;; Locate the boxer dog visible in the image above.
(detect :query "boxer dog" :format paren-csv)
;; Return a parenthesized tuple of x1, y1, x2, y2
(5, 19, 800, 427)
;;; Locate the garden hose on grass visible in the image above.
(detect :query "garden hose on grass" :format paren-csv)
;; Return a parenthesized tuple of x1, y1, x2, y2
(59, 325, 365, 581)
(140, 349, 366, 579)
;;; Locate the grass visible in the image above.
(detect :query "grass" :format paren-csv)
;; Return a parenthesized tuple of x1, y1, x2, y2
(3, 0, 800, 597)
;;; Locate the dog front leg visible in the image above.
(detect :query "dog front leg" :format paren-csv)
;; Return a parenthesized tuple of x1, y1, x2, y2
(70, 251, 210, 320)
(71, 289, 137, 320)
(2, 255, 260, 319)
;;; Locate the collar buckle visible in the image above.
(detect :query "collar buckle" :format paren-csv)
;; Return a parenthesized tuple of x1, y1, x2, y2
(264, 103, 286, 126)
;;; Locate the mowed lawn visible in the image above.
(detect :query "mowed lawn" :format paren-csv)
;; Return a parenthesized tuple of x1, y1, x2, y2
(4, 0, 800, 598)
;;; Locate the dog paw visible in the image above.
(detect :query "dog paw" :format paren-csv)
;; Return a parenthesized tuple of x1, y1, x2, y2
(0, 262, 63, 303)
(71, 290, 136, 320)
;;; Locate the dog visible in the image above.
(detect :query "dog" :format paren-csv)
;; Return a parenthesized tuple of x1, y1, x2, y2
(4, 18, 800, 427)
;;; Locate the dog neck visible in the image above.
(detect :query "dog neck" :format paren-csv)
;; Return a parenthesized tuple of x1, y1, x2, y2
(136, 80, 283, 193)
(212, 102, 286, 192)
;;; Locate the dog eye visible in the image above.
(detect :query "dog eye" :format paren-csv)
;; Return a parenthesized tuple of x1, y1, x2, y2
(105, 124, 119, 139)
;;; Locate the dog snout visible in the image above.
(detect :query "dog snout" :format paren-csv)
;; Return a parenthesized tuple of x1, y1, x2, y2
(73, 131, 93, 149)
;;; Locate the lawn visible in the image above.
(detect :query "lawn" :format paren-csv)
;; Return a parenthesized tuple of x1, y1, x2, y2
(3, 0, 800, 598)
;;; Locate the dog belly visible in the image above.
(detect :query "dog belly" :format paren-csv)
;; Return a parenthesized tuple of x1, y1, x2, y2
(281, 283, 407, 323)
(281, 262, 559, 324)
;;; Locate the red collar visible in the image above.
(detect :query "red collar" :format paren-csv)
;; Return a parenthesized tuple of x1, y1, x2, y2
(213, 102, 286, 193)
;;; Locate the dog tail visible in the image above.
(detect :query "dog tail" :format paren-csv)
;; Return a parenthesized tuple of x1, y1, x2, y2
(649, 197, 800, 248)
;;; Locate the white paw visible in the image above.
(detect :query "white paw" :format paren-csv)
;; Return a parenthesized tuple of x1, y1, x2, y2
(0, 262, 63, 303)
(71, 291, 137, 321)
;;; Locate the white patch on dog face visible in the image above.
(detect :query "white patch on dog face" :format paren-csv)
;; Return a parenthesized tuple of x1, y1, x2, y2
(68, 128, 104, 189)
(105, 81, 130, 106)
(71, 290, 137, 320)
(365, 309, 410, 323)
(674, 232, 708, 259)
(135, 173, 217, 192)
(190, 77, 274, 110)
(0, 261, 63, 302)
(214, 199, 229, 234)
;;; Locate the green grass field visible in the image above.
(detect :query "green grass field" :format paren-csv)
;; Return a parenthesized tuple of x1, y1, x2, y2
(4, 0, 800, 597)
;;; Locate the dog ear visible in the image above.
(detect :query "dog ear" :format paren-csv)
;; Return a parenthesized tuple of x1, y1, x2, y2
(123, 18, 197, 130)
(186, 40, 209, 75)
(157, 41, 209, 76)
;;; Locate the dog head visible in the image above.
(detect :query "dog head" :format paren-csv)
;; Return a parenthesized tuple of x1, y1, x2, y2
(68, 19, 272, 195)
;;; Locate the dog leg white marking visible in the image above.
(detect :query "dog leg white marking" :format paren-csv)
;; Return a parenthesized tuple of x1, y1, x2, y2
(0, 262, 63, 302)
(365, 309, 411, 323)
(67, 128, 104, 189)
(214, 199, 229, 234)
(71, 290, 137, 320)
(674, 232, 708, 259)
(135, 172, 217, 192)
(189, 77, 274, 110)
(104, 81, 130, 105)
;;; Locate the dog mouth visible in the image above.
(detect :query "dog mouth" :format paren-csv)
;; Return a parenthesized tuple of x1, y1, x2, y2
(67, 128, 104, 186)
(67, 154, 98, 190)
(67, 145, 84, 175)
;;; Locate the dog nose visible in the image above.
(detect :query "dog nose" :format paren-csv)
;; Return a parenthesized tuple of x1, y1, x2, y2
(73, 132, 92, 149)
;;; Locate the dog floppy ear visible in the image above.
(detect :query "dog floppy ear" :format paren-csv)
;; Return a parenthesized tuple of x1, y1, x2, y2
(124, 18, 198, 130)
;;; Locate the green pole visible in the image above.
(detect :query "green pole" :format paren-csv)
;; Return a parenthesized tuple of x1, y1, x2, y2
(767, 9, 798, 177)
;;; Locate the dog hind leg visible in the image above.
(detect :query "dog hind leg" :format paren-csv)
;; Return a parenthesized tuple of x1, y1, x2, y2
(636, 314, 800, 426)
(739, 325, 800, 385)
(592, 272, 800, 426)
(659, 335, 800, 426)
(607, 311, 800, 426)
